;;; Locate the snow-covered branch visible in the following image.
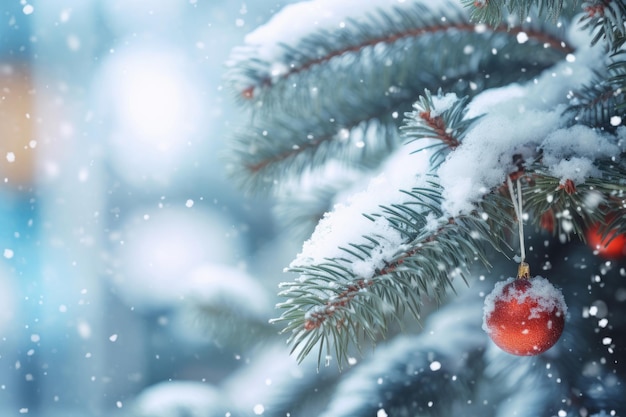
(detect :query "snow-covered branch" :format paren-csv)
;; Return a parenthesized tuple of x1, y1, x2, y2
(225, 0, 626, 367)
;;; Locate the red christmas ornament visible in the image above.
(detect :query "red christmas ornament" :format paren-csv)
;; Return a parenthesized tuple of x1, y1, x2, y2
(586, 222, 626, 259)
(483, 265, 566, 356)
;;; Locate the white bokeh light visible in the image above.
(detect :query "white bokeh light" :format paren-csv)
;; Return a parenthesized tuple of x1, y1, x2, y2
(111, 207, 243, 311)
(96, 42, 208, 185)
(118, 64, 187, 140)
(0, 266, 16, 333)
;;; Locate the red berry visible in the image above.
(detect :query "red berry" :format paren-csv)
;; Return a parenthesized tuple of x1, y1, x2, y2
(483, 276, 566, 356)
(586, 223, 626, 259)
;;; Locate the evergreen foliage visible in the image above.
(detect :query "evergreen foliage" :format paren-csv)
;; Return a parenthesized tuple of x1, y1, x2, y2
(226, 0, 572, 194)
(314, 252, 626, 416)
(225, 0, 626, 377)
(462, 0, 577, 26)
(579, 0, 626, 48)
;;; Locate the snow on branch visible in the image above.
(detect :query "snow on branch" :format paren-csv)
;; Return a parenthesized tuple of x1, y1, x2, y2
(522, 166, 625, 237)
(225, 0, 626, 367)
(566, 61, 626, 128)
(225, 0, 575, 194)
(227, 0, 572, 110)
(402, 90, 479, 166)
(580, 0, 626, 49)
(274, 197, 510, 366)
(270, 21, 626, 365)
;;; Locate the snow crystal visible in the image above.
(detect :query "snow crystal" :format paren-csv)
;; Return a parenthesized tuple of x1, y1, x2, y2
(516, 31, 529, 44)
(482, 276, 567, 334)
(429, 360, 441, 371)
(610, 115, 622, 126)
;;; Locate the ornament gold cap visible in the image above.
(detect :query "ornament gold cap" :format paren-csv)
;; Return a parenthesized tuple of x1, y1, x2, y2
(517, 262, 530, 279)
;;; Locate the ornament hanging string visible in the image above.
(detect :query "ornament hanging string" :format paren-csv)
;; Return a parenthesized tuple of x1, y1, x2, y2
(484, 176, 567, 356)
(507, 176, 529, 279)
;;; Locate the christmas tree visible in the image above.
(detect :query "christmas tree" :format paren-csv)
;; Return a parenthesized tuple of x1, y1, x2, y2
(199, 0, 626, 415)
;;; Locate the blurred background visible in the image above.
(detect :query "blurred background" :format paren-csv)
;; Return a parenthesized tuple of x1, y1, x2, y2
(0, 1, 311, 416)
(3, 2, 625, 417)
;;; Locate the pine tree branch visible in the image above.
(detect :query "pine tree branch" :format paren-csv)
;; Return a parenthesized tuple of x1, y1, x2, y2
(228, 8, 572, 114)
(565, 63, 626, 129)
(464, 0, 626, 53)
(579, 0, 626, 50)
(317, 277, 563, 417)
(225, 2, 573, 193)
(321, 336, 484, 417)
(272, 185, 514, 366)
(227, 112, 402, 193)
(402, 89, 480, 166)
(608, 54, 626, 110)
(463, 0, 579, 26)
(510, 158, 626, 241)
(269, 91, 497, 366)
(227, 0, 626, 369)
(271, 98, 626, 366)
(567, 1, 626, 125)
(314, 247, 626, 416)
